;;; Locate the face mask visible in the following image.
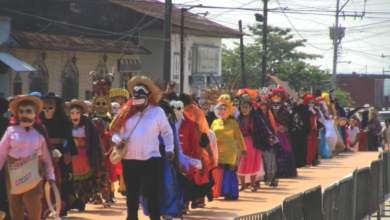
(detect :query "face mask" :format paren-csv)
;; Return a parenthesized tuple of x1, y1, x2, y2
(132, 84, 149, 107)
(112, 102, 120, 115)
(272, 100, 281, 111)
(201, 105, 209, 115)
(18, 105, 35, 128)
(70, 108, 81, 125)
(42, 98, 56, 119)
(94, 97, 109, 117)
(308, 101, 315, 108)
(170, 100, 184, 121)
(299, 90, 306, 98)
(84, 101, 91, 113)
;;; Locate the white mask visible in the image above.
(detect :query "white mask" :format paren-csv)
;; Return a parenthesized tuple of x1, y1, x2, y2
(170, 100, 184, 121)
(272, 99, 281, 111)
(84, 101, 91, 113)
(112, 102, 120, 115)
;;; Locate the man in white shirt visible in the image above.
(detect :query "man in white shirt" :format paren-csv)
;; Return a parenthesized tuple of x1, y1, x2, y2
(110, 76, 174, 220)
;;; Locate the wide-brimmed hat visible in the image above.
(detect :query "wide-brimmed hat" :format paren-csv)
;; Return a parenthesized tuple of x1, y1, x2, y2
(127, 76, 161, 103)
(166, 92, 193, 106)
(66, 99, 88, 114)
(0, 98, 9, 115)
(9, 95, 43, 115)
(41, 92, 64, 104)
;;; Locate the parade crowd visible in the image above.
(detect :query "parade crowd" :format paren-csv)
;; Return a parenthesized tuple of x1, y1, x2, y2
(0, 73, 385, 220)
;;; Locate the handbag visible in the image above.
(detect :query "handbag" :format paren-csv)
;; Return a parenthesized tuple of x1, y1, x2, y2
(8, 152, 42, 194)
(110, 109, 148, 164)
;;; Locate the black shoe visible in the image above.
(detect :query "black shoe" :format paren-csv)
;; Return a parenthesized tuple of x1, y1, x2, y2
(191, 200, 198, 209)
(207, 190, 214, 202)
(182, 204, 189, 214)
(111, 192, 115, 198)
(120, 191, 127, 196)
(59, 211, 67, 217)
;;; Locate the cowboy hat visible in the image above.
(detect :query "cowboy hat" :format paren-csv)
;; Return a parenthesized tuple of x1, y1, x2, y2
(9, 95, 43, 115)
(66, 99, 88, 114)
(166, 92, 193, 106)
(127, 76, 161, 103)
(0, 98, 9, 115)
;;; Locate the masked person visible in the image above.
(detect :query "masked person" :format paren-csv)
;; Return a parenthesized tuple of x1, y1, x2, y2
(303, 94, 321, 166)
(39, 92, 78, 215)
(109, 88, 130, 108)
(316, 94, 337, 158)
(109, 76, 175, 220)
(67, 100, 110, 208)
(92, 117, 117, 203)
(289, 89, 311, 168)
(0, 95, 55, 220)
(236, 89, 273, 192)
(210, 94, 246, 200)
(167, 93, 201, 212)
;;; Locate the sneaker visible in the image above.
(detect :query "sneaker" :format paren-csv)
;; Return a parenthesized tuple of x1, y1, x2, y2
(198, 202, 206, 208)
(162, 214, 173, 220)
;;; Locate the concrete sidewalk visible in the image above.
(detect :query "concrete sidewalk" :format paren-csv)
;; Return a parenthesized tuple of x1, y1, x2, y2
(64, 152, 380, 220)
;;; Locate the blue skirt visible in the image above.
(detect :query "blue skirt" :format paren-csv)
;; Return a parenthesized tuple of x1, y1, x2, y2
(220, 168, 239, 199)
(319, 128, 332, 158)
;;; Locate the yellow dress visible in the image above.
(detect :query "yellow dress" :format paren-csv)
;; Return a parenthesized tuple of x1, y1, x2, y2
(211, 118, 246, 166)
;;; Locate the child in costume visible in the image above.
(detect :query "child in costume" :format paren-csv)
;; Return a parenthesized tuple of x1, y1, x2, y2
(210, 94, 246, 200)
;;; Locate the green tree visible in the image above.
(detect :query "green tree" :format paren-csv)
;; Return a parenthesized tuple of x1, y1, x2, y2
(335, 89, 355, 107)
(222, 24, 329, 91)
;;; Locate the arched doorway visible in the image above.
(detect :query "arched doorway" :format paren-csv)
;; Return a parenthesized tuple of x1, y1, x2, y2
(62, 62, 79, 101)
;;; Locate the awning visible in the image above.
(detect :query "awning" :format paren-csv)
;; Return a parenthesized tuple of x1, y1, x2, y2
(118, 59, 141, 72)
(0, 52, 36, 72)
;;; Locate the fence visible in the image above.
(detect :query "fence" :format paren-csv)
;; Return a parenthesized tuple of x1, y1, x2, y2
(234, 151, 390, 220)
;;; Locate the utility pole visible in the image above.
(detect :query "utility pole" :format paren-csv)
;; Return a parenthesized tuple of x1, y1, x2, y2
(163, 0, 172, 83)
(261, 0, 268, 87)
(180, 8, 185, 92)
(238, 20, 246, 88)
(331, 0, 341, 98)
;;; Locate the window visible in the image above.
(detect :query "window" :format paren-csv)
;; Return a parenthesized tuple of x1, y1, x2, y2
(62, 62, 79, 101)
(13, 72, 22, 95)
(30, 61, 48, 94)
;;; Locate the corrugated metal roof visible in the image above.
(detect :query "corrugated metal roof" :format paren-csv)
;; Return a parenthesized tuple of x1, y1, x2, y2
(108, 0, 245, 38)
(0, 52, 36, 72)
(11, 31, 151, 55)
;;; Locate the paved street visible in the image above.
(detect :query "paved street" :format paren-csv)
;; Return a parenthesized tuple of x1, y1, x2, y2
(62, 152, 380, 220)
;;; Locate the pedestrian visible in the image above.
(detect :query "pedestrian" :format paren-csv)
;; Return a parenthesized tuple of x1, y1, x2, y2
(347, 119, 360, 152)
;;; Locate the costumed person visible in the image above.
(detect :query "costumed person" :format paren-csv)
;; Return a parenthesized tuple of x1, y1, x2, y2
(210, 94, 246, 200)
(334, 98, 348, 145)
(67, 100, 110, 208)
(0, 98, 10, 220)
(369, 107, 382, 151)
(111, 102, 120, 118)
(0, 95, 55, 220)
(39, 92, 78, 216)
(109, 88, 130, 108)
(303, 94, 321, 167)
(109, 76, 175, 220)
(347, 118, 360, 152)
(269, 88, 297, 177)
(236, 89, 273, 192)
(289, 89, 311, 168)
(84, 101, 92, 117)
(256, 92, 278, 187)
(90, 71, 113, 131)
(92, 117, 117, 203)
(316, 94, 337, 158)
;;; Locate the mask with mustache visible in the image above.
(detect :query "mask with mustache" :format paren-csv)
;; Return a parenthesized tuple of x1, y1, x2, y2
(18, 105, 35, 128)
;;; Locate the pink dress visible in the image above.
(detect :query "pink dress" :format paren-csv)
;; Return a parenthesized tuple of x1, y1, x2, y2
(238, 117, 262, 176)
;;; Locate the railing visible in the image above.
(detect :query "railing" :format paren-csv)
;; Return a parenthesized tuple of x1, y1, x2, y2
(233, 151, 390, 220)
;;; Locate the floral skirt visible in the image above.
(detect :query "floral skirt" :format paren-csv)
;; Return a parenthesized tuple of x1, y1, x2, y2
(74, 159, 109, 201)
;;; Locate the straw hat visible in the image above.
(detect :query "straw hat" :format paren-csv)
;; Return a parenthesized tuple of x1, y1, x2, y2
(127, 76, 161, 103)
(66, 99, 89, 114)
(9, 95, 43, 115)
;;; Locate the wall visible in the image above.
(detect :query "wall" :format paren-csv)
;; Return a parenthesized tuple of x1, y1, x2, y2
(139, 30, 222, 96)
(8, 48, 139, 100)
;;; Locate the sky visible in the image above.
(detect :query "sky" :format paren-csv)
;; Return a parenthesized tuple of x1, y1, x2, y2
(161, 0, 390, 75)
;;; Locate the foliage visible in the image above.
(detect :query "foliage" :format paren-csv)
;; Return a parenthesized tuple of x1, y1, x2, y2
(221, 24, 329, 91)
(335, 89, 356, 107)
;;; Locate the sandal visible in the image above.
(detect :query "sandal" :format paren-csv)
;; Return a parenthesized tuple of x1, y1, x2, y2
(93, 196, 103, 205)
(239, 185, 246, 191)
(103, 202, 111, 208)
(250, 186, 257, 192)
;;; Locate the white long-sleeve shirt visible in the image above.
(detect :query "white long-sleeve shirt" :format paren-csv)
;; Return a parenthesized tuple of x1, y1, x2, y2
(112, 104, 174, 160)
(0, 125, 55, 180)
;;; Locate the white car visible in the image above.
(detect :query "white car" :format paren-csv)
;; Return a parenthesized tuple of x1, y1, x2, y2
(378, 111, 390, 128)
